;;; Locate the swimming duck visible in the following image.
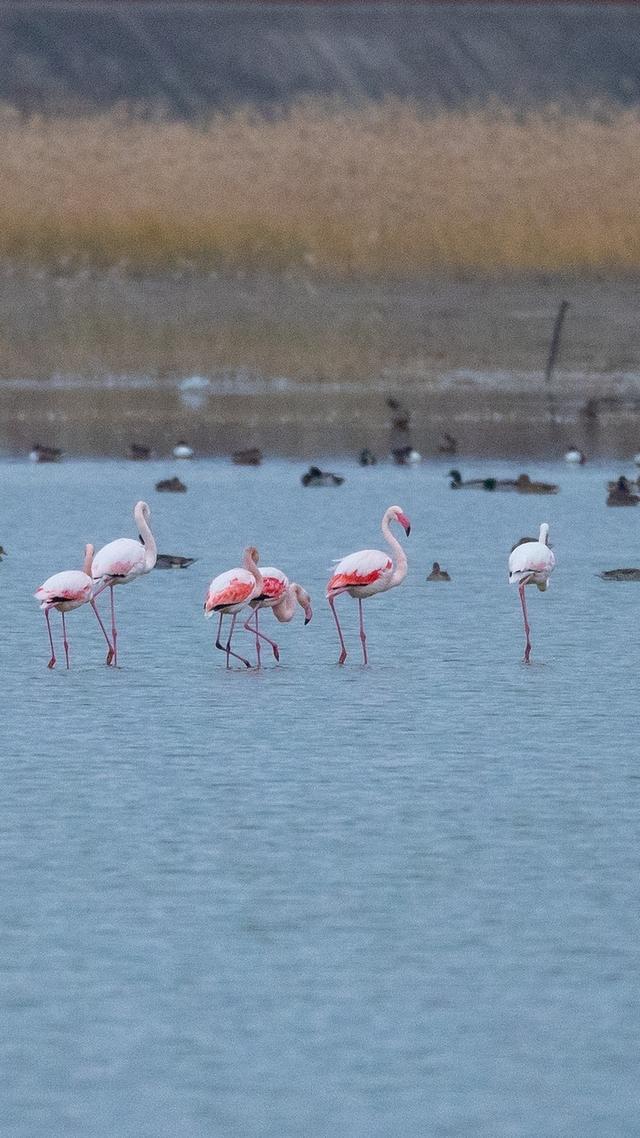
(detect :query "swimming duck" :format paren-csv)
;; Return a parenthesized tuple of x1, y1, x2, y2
(172, 441, 194, 460)
(301, 465, 344, 487)
(392, 446, 422, 466)
(233, 448, 262, 466)
(515, 474, 559, 495)
(607, 476, 639, 506)
(564, 447, 586, 464)
(29, 443, 62, 463)
(448, 469, 500, 490)
(426, 561, 451, 581)
(129, 443, 151, 461)
(597, 568, 640, 581)
(155, 476, 187, 493)
(155, 554, 197, 569)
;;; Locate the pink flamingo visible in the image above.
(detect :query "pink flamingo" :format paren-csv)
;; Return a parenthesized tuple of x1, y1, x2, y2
(204, 546, 264, 668)
(91, 500, 157, 666)
(243, 567, 313, 665)
(326, 504, 411, 665)
(508, 522, 556, 663)
(34, 544, 114, 669)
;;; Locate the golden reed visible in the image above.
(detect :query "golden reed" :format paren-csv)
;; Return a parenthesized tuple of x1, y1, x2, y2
(1, 101, 639, 274)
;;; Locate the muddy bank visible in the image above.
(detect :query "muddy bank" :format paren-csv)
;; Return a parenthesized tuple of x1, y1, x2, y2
(2, 270, 640, 458)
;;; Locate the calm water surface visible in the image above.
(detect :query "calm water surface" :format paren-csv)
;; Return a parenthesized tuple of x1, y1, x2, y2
(2, 458, 640, 1137)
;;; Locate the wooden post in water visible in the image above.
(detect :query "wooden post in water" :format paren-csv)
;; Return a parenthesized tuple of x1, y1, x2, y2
(544, 300, 569, 428)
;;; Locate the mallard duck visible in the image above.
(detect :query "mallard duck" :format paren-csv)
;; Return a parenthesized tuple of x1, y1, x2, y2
(233, 448, 262, 466)
(392, 446, 422, 465)
(155, 554, 197, 569)
(128, 443, 151, 461)
(607, 477, 639, 506)
(597, 568, 640, 581)
(155, 477, 187, 493)
(515, 474, 559, 495)
(29, 444, 63, 463)
(301, 465, 344, 487)
(426, 561, 451, 581)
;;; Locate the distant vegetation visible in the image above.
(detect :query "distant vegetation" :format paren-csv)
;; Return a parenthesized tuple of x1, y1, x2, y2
(1, 101, 639, 276)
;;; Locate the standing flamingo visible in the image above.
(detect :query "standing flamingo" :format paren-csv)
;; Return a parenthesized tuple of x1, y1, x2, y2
(508, 522, 556, 663)
(34, 544, 114, 669)
(204, 546, 264, 668)
(91, 500, 157, 666)
(243, 567, 313, 665)
(326, 504, 411, 665)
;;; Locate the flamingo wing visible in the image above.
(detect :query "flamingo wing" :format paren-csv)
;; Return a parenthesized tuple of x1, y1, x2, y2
(92, 538, 146, 581)
(508, 542, 555, 582)
(327, 548, 392, 592)
(205, 568, 256, 611)
(258, 567, 289, 601)
(34, 570, 92, 606)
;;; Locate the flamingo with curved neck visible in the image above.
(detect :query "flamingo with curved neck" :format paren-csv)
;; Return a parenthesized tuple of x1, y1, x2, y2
(326, 504, 411, 665)
(34, 543, 114, 669)
(508, 521, 555, 663)
(204, 546, 264, 668)
(243, 566, 313, 665)
(91, 500, 157, 666)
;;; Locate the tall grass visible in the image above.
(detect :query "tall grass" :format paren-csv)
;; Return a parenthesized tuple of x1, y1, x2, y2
(1, 101, 639, 274)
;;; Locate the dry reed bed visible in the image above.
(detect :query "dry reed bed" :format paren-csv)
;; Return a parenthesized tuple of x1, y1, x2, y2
(0, 102, 639, 274)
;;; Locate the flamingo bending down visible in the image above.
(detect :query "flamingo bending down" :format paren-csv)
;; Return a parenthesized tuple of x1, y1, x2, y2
(326, 505, 411, 665)
(243, 567, 313, 665)
(508, 522, 556, 663)
(34, 544, 114, 669)
(91, 501, 157, 666)
(204, 547, 264, 668)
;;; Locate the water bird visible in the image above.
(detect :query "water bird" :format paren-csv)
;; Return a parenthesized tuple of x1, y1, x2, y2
(204, 546, 264, 668)
(301, 465, 344, 487)
(172, 441, 194, 459)
(91, 501, 157, 666)
(243, 566, 313, 665)
(564, 446, 586, 464)
(392, 446, 422, 465)
(326, 505, 410, 665)
(155, 476, 187, 493)
(0, 545, 6, 560)
(128, 443, 151, 461)
(438, 432, 458, 455)
(29, 443, 62, 463)
(427, 562, 451, 582)
(34, 544, 114, 669)
(508, 524, 555, 664)
(515, 474, 559, 495)
(233, 447, 262, 466)
(449, 469, 500, 490)
(607, 477, 639, 506)
(358, 448, 377, 466)
(597, 568, 640, 581)
(155, 554, 196, 569)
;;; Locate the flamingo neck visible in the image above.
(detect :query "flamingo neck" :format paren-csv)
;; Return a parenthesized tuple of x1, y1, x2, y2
(135, 502, 157, 570)
(82, 544, 94, 575)
(243, 548, 264, 593)
(539, 523, 550, 545)
(292, 584, 312, 621)
(381, 510, 408, 586)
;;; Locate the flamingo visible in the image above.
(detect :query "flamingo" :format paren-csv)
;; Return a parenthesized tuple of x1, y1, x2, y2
(91, 501, 157, 666)
(204, 546, 264, 668)
(508, 522, 556, 663)
(326, 504, 411, 665)
(34, 544, 114, 669)
(243, 567, 313, 665)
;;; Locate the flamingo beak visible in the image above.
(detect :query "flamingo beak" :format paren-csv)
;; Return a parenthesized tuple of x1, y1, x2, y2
(397, 511, 411, 536)
(304, 606, 313, 625)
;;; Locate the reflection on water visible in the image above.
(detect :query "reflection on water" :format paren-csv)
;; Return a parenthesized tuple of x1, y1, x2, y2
(2, 459, 640, 1136)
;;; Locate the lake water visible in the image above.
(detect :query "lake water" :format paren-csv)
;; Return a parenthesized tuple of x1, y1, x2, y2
(2, 457, 640, 1137)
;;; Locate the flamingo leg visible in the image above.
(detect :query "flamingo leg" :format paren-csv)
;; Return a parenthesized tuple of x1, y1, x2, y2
(519, 583, 532, 663)
(328, 595, 348, 665)
(358, 598, 368, 665)
(109, 585, 118, 666)
(44, 606, 56, 669)
(61, 611, 70, 669)
(90, 599, 114, 665)
(215, 613, 251, 669)
(253, 608, 261, 669)
(244, 610, 280, 662)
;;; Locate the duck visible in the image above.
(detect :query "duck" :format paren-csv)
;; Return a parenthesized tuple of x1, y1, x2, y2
(155, 553, 197, 569)
(597, 568, 640, 581)
(448, 469, 500, 490)
(233, 447, 262, 466)
(172, 440, 194, 460)
(358, 448, 377, 466)
(607, 476, 639, 506)
(438, 432, 458, 455)
(514, 474, 559, 495)
(155, 476, 187, 493)
(128, 443, 151, 461)
(301, 465, 344, 487)
(29, 443, 62, 463)
(426, 561, 451, 582)
(564, 447, 586, 464)
(392, 446, 422, 466)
